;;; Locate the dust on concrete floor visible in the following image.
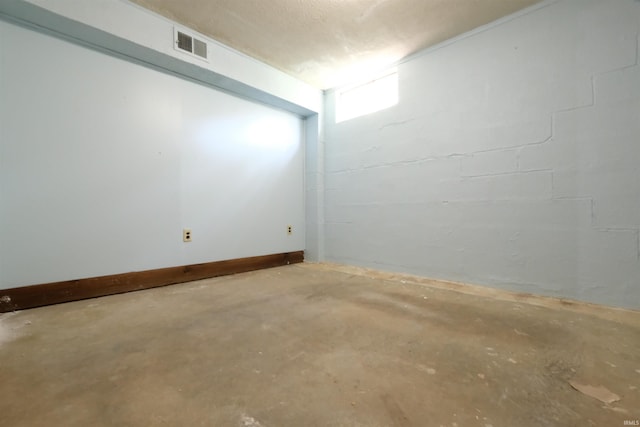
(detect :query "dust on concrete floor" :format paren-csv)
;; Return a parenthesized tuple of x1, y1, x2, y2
(0, 263, 639, 427)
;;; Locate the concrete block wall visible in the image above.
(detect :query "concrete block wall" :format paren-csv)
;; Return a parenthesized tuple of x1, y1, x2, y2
(323, 0, 640, 309)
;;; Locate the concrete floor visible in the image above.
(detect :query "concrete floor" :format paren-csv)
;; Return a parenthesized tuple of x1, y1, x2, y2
(1, 263, 639, 427)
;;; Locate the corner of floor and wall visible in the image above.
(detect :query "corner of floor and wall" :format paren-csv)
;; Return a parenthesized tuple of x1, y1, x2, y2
(1, 0, 639, 312)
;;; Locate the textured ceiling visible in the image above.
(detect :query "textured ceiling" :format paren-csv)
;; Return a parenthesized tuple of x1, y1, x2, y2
(130, 0, 540, 89)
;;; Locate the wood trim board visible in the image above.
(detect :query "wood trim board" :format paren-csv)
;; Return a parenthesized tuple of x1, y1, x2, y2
(0, 251, 304, 312)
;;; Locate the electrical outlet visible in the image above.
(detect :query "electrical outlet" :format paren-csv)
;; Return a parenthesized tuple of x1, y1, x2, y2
(183, 229, 192, 242)
(287, 225, 293, 235)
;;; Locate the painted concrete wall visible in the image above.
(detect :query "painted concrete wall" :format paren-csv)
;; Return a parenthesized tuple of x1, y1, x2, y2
(0, 20, 304, 288)
(324, 0, 640, 309)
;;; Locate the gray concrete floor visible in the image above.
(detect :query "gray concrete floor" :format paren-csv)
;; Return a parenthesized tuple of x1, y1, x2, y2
(1, 263, 639, 427)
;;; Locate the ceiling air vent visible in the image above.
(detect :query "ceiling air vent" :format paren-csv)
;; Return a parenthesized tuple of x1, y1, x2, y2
(174, 28, 208, 61)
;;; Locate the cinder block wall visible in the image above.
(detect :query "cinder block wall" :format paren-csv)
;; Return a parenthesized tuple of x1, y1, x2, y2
(323, 0, 640, 309)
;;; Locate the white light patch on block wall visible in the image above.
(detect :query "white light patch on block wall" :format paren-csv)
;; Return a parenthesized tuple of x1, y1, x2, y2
(336, 70, 398, 123)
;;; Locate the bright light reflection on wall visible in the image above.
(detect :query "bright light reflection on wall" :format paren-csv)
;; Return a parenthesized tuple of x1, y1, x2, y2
(192, 113, 301, 173)
(245, 118, 298, 151)
(336, 70, 398, 123)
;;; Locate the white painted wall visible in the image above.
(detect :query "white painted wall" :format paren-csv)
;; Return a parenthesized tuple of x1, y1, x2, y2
(304, 113, 326, 262)
(14, 0, 322, 114)
(324, 0, 640, 309)
(0, 20, 304, 288)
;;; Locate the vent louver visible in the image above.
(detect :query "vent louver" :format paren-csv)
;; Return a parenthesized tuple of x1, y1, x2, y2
(174, 28, 208, 61)
(193, 39, 207, 59)
(177, 31, 192, 52)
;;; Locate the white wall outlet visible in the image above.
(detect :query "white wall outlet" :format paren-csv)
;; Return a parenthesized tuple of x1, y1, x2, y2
(183, 228, 192, 242)
(287, 225, 293, 235)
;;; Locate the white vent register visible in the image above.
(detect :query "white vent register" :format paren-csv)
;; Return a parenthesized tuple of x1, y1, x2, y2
(174, 28, 208, 61)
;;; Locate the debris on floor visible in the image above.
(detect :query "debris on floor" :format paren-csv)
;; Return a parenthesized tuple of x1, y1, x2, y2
(240, 414, 263, 427)
(568, 380, 620, 404)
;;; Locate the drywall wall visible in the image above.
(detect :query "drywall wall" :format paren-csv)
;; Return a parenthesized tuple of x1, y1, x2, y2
(1, 0, 323, 275)
(304, 113, 326, 262)
(324, 0, 640, 309)
(0, 0, 321, 115)
(0, 19, 304, 288)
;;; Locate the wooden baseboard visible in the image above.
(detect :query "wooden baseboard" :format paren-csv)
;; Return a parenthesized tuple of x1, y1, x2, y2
(0, 251, 304, 312)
